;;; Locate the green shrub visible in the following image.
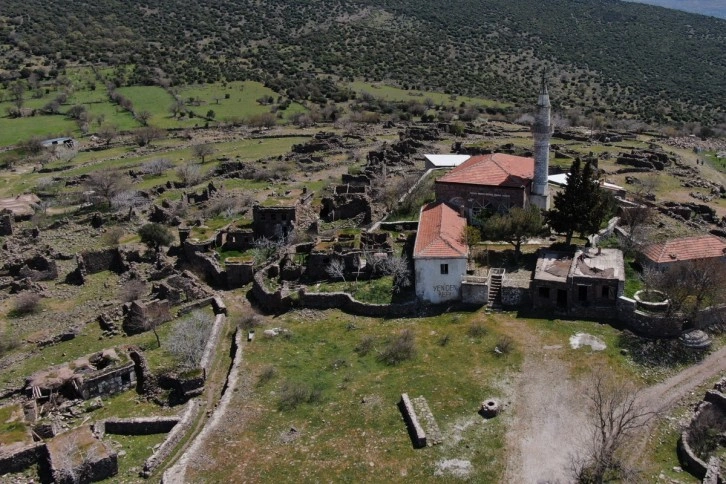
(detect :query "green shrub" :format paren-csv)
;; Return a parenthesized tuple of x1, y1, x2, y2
(278, 380, 322, 411)
(377, 329, 415, 365)
(467, 323, 488, 338)
(494, 336, 514, 356)
(257, 365, 276, 387)
(354, 335, 375, 356)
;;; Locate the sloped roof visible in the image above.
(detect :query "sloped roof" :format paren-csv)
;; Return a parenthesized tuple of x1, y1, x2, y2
(436, 153, 535, 187)
(641, 235, 726, 264)
(413, 202, 468, 259)
(424, 154, 471, 167)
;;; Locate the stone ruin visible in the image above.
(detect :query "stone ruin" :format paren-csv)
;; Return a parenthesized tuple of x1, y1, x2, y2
(291, 131, 348, 154)
(184, 181, 218, 205)
(25, 348, 136, 402)
(46, 425, 118, 484)
(0, 210, 12, 236)
(320, 184, 373, 223)
(678, 377, 726, 482)
(615, 149, 673, 171)
(2, 252, 58, 282)
(398, 393, 442, 448)
(292, 231, 394, 281)
(122, 299, 172, 335)
(403, 126, 440, 141)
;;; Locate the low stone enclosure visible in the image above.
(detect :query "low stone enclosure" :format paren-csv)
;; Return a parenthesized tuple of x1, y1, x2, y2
(0, 426, 117, 483)
(398, 393, 443, 449)
(678, 378, 726, 482)
(1, 295, 229, 481)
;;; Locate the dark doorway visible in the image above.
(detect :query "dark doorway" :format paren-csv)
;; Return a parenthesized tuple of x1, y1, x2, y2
(557, 289, 567, 308)
(578, 285, 588, 302)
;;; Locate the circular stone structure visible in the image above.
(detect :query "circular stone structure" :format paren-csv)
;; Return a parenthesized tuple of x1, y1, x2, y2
(633, 289, 670, 312)
(679, 330, 712, 350)
(480, 399, 500, 418)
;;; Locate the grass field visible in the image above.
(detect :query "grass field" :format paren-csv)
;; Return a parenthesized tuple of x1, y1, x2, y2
(350, 81, 510, 109)
(185, 308, 520, 482)
(177, 81, 307, 123)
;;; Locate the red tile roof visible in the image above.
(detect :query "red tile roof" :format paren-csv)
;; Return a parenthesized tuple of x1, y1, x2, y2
(436, 153, 535, 187)
(641, 235, 726, 264)
(413, 202, 468, 259)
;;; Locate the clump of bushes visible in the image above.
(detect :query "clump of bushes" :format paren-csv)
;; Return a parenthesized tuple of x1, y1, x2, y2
(0, 331, 20, 357)
(12, 292, 41, 316)
(257, 365, 276, 387)
(467, 323, 488, 338)
(494, 336, 514, 356)
(238, 313, 263, 331)
(354, 335, 375, 356)
(377, 329, 416, 365)
(278, 380, 322, 410)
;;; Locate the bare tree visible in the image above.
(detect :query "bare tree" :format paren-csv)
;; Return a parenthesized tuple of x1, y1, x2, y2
(141, 158, 174, 176)
(380, 254, 411, 293)
(166, 310, 212, 370)
(97, 124, 118, 146)
(133, 126, 165, 147)
(642, 259, 726, 317)
(571, 374, 654, 483)
(326, 258, 346, 284)
(85, 170, 131, 207)
(176, 163, 202, 186)
(618, 205, 654, 254)
(192, 143, 215, 163)
(251, 236, 286, 265)
(53, 432, 102, 484)
(135, 110, 151, 126)
(10, 81, 25, 110)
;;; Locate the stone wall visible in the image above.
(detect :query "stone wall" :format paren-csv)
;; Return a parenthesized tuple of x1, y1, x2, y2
(80, 248, 125, 275)
(678, 386, 726, 482)
(225, 261, 254, 287)
(378, 221, 418, 231)
(142, 400, 201, 478)
(501, 278, 531, 308)
(162, 327, 245, 483)
(123, 299, 173, 335)
(0, 442, 47, 476)
(299, 290, 419, 317)
(462, 280, 489, 305)
(435, 181, 528, 213)
(79, 360, 136, 400)
(399, 393, 426, 448)
(100, 417, 180, 436)
(199, 313, 226, 374)
(0, 212, 12, 236)
(251, 265, 292, 313)
(694, 304, 726, 329)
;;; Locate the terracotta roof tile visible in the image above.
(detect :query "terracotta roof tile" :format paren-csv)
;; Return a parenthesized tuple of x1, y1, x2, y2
(436, 153, 535, 187)
(413, 202, 468, 259)
(641, 235, 726, 264)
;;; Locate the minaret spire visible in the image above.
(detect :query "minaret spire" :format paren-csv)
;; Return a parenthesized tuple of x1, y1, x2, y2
(531, 72, 552, 210)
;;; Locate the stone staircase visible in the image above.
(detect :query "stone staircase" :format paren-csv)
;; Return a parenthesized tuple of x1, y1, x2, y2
(487, 268, 505, 310)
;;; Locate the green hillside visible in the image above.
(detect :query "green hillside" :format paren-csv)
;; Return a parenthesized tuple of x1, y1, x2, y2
(0, 0, 725, 124)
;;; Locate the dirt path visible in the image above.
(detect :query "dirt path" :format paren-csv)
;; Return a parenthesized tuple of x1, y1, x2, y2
(502, 313, 726, 483)
(626, 345, 726, 461)
(502, 339, 590, 483)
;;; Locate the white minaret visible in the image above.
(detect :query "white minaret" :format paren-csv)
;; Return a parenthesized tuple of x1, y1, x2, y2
(530, 73, 552, 210)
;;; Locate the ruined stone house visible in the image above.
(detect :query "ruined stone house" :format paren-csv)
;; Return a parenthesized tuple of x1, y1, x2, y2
(531, 248, 625, 316)
(252, 189, 315, 240)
